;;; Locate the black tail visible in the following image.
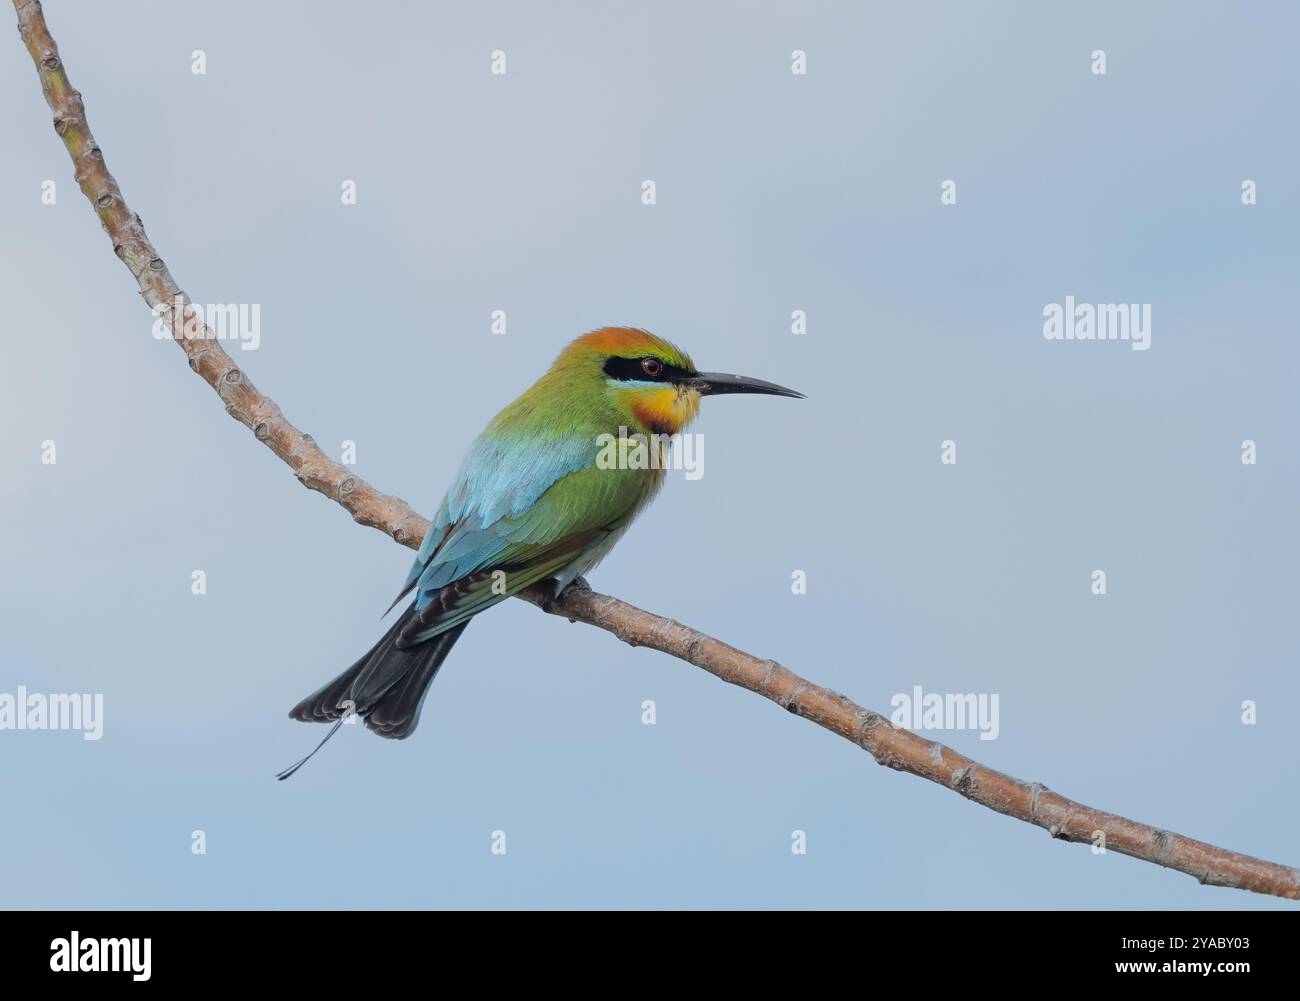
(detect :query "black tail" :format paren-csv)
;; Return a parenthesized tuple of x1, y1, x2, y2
(277, 606, 468, 779)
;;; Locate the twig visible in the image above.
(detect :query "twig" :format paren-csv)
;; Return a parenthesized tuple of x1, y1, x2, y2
(14, 0, 1299, 901)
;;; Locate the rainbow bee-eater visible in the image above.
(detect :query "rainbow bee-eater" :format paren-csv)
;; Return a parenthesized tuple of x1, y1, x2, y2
(277, 327, 802, 778)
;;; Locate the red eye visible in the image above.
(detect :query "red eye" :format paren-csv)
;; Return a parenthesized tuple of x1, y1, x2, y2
(641, 357, 662, 378)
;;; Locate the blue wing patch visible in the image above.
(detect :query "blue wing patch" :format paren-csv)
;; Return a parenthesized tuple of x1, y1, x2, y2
(393, 430, 598, 611)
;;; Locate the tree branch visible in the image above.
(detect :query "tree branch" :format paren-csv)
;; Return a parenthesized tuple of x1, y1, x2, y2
(15, 0, 1299, 902)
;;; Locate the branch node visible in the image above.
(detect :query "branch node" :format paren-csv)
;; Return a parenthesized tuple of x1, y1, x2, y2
(1028, 781, 1048, 824)
(952, 764, 977, 799)
(855, 710, 887, 750)
(785, 681, 807, 715)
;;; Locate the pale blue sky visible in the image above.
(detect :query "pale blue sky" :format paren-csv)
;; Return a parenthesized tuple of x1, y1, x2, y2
(1, 0, 1297, 908)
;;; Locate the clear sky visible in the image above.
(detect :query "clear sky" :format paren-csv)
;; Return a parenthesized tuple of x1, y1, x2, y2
(1, 0, 1297, 909)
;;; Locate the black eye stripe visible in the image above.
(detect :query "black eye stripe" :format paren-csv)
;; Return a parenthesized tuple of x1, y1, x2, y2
(603, 356, 693, 383)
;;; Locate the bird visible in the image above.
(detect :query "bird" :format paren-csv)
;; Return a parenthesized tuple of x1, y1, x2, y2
(276, 327, 803, 778)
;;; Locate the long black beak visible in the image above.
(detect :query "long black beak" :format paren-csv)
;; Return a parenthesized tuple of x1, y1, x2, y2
(687, 372, 805, 399)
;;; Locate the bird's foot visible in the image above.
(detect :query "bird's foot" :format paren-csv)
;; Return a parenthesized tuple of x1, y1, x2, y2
(542, 575, 590, 617)
(562, 575, 591, 596)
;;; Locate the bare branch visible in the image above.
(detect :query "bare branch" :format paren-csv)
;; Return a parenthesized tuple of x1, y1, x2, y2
(14, 0, 1299, 901)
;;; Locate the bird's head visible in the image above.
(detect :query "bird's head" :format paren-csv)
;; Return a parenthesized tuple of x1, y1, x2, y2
(553, 327, 804, 437)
